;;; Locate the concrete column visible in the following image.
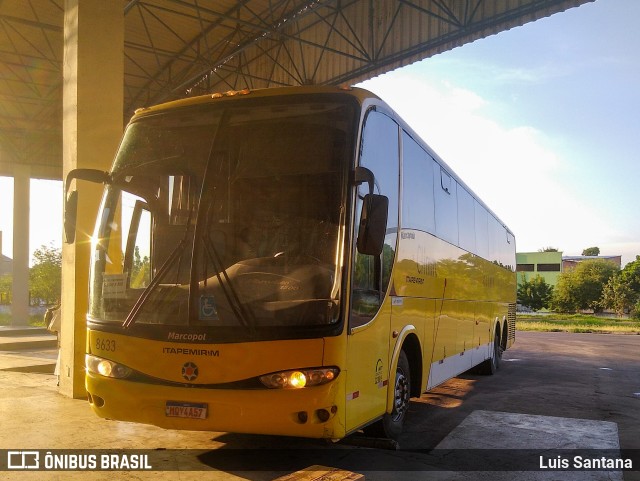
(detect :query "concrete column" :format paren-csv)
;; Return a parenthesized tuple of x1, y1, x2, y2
(60, 0, 123, 398)
(11, 165, 30, 325)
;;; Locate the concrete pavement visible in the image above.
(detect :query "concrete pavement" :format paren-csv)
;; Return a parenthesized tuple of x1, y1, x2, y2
(0, 330, 638, 480)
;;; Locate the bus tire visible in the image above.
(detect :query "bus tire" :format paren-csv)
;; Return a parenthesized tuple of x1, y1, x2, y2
(383, 350, 412, 439)
(478, 327, 502, 375)
(362, 350, 411, 440)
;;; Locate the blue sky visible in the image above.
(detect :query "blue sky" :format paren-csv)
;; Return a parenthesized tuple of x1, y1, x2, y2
(1, 0, 638, 266)
(360, 0, 640, 265)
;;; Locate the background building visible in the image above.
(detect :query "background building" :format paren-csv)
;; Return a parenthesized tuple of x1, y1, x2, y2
(562, 255, 622, 271)
(516, 250, 624, 290)
(516, 251, 563, 287)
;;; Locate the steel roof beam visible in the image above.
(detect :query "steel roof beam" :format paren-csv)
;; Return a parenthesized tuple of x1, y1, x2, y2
(0, 13, 61, 32)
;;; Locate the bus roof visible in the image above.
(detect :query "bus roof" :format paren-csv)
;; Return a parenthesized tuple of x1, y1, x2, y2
(130, 85, 377, 120)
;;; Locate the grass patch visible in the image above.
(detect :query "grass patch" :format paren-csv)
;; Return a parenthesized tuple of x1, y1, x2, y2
(0, 312, 46, 327)
(516, 313, 640, 334)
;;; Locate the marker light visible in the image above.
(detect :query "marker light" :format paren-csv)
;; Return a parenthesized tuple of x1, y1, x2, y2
(211, 88, 251, 99)
(259, 367, 339, 389)
(86, 355, 132, 379)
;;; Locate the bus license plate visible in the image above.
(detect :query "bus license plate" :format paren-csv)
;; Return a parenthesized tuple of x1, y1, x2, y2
(165, 401, 208, 419)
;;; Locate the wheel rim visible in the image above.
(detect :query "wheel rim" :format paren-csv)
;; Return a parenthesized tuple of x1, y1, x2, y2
(392, 367, 410, 422)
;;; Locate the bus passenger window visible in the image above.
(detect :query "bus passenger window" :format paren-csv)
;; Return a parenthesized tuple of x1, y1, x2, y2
(401, 131, 435, 233)
(434, 165, 458, 246)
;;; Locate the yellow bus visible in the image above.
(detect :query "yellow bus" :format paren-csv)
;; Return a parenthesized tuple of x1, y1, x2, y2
(67, 85, 516, 440)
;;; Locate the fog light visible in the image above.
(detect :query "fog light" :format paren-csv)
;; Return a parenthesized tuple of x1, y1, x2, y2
(297, 411, 308, 423)
(92, 394, 105, 408)
(316, 409, 330, 422)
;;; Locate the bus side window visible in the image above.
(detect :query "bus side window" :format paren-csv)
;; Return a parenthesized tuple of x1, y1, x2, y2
(401, 131, 435, 233)
(123, 198, 151, 289)
(457, 186, 476, 253)
(434, 166, 458, 245)
(350, 110, 399, 327)
(474, 201, 489, 260)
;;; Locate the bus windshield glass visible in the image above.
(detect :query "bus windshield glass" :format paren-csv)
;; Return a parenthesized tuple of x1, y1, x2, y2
(88, 96, 354, 340)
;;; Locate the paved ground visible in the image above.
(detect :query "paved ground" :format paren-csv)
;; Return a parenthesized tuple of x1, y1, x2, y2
(402, 331, 640, 452)
(0, 330, 638, 480)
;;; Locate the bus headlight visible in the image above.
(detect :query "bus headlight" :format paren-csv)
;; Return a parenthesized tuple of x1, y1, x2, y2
(86, 354, 132, 379)
(259, 367, 339, 389)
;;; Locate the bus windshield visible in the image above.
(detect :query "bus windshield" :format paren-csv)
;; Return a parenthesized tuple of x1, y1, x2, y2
(88, 96, 354, 340)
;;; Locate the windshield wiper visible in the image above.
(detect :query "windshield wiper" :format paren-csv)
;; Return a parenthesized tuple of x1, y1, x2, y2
(122, 190, 195, 330)
(198, 205, 255, 331)
(122, 234, 189, 329)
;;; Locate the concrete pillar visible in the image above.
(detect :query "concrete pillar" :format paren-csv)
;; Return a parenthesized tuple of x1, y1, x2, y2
(11, 165, 30, 325)
(60, 0, 123, 398)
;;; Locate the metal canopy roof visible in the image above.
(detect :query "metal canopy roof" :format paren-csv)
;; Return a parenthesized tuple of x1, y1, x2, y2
(0, 0, 591, 180)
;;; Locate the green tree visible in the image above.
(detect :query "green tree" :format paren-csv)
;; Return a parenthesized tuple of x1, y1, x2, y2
(517, 275, 553, 311)
(601, 255, 640, 316)
(551, 259, 618, 313)
(619, 255, 640, 293)
(582, 246, 600, 256)
(0, 274, 11, 304)
(538, 247, 559, 252)
(29, 244, 62, 305)
(130, 246, 150, 288)
(601, 274, 635, 316)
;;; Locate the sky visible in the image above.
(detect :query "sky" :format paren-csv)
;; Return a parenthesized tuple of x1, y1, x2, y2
(0, 178, 62, 265)
(0, 0, 639, 267)
(359, 0, 640, 266)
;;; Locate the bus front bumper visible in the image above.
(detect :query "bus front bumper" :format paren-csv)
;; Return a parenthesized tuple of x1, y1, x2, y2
(86, 373, 346, 439)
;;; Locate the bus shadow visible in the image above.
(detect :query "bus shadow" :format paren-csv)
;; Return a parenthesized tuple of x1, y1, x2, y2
(196, 435, 436, 480)
(195, 376, 480, 479)
(196, 434, 335, 480)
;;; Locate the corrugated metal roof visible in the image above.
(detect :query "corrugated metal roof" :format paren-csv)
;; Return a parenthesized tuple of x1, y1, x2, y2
(0, 0, 593, 179)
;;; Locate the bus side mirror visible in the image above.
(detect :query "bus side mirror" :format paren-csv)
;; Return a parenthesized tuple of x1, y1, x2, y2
(64, 168, 111, 244)
(357, 193, 388, 256)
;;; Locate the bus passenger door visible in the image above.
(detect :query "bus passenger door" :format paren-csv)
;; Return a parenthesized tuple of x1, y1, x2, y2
(346, 281, 391, 432)
(345, 109, 399, 433)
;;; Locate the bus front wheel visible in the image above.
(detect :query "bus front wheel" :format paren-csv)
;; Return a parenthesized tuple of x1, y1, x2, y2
(363, 350, 411, 440)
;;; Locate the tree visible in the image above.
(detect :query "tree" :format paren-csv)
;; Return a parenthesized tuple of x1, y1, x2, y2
(538, 247, 559, 252)
(551, 259, 618, 313)
(0, 275, 11, 304)
(517, 275, 553, 311)
(29, 244, 62, 305)
(130, 246, 150, 288)
(582, 246, 600, 256)
(619, 255, 640, 293)
(601, 274, 635, 316)
(602, 255, 640, 316)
